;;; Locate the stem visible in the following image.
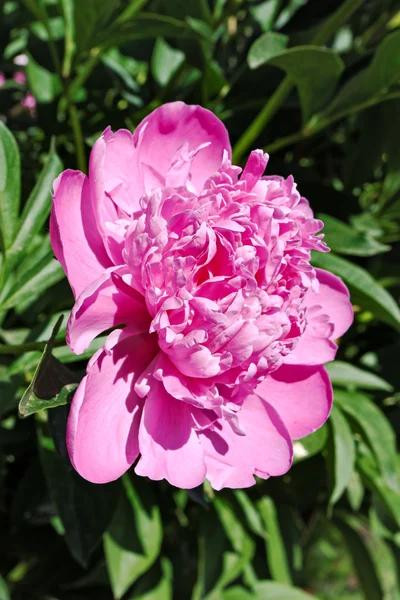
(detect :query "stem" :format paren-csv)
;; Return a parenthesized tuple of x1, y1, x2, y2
(0, 339, 64, 355)
(264, 91, 400, 154)
(232, 78, 293, 163)
(232, 0, 364, 163)
(68, 100, 87, 173)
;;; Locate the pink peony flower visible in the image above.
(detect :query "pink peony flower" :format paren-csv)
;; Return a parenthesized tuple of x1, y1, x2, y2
(0, 72, 5, 88)
(50, 102, 353, 490)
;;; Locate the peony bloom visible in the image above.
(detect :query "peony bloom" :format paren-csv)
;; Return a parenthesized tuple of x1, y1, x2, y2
(50, 102, 353, 490)
(0, 72, 5, 88)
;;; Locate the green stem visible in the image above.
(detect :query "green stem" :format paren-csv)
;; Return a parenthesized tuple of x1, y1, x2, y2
(264, 91, 400, 154)
(232, 0, 364, 163)
(0, 339, 64, 356)
(68, 100, 87, 173)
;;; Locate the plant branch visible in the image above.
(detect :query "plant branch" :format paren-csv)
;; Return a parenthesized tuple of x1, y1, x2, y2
(264, 91, 400, 154)
(232, 0, 364, 163)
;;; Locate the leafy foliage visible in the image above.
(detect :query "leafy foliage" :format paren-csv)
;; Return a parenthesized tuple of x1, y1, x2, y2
(0, 1, 400, 599)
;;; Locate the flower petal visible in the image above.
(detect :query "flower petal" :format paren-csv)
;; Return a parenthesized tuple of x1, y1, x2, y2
(256, 364, 332, 440)
(198, 395, 292, 490)
(134, 101, 231, 193)
(313, 268, 353, 339)
(67, 267, 150, 354)
(67, 333, 158, 484)
(50, 170, 112, 298)
(135, 380, 207, 489)
(285, 268, 353, 366)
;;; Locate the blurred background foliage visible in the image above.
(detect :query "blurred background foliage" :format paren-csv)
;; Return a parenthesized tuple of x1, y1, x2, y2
(1, 0, 400, 598)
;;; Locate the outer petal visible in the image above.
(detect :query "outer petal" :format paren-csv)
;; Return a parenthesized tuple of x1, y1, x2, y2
(134, 101, 231, 193)
(135, 380, 207, 489)
(67, 333, 158, 484)
(67, 267, 151, 354)
(285, 268, 353, 366)
(256, 364, 332, 440)
(312, 268, 353, 339)
(50, 170, 112, 298)
(198, 395, 293, 490)
(90, 128, 143, 216)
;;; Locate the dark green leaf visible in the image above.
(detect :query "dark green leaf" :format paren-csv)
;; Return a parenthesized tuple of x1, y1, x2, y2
(326, 361, 393, 392)
(97, 13, 204, 48)
(334, 513, 383, 600)
(26, 54, 62, 103)
(73, 0, 120, 52)
(358, 453, 400, 528)
(38, 421, 120, 567)
(247, 32, 288, 70)
(19, 315, 78, 417)
(335, 390, 399, 491)
(104, 474, 163, 599)
(312, 252, 400, 332)
(0, 122, 20, 250)
(320, 214, 390, 256)
(257, 496, 292, 584)
(251, 46, 344, 122)
(320, 29, 400, 120)
(328, 404, 355, 507)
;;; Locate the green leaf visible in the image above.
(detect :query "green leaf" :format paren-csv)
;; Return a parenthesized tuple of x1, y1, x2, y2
(312, 251, 400, 332)
(0, 577, 10, 600)
(346, 470, 365, 512)
(328, 404, 355, 507)
(199, 498, 254, 597)
(3, 139, 62, 280)
(253, 582, 316, 599)
(0, 257, 65, 311)
(358, 453, 400, 528)
(19, 315, 77, 417)
(234, 490, 265, 538)
(26, 54, 62, 103)
(247, 32, 288, 70)
(334, 513, 383, 600)
(128, 558, 173, 600)
(151, 37, 185, 87)
(97, 13, 204, 48)
(319, 214, 390, 256)
(293, 423, 328, 463)
(221, 586, 255, 600)
(104, 474, 163, 600)
(38, 420, 120, 567)
(326, 361, 393, 392)
(250, 0, 281, 32)
(335, 390, 399, 491)
(73, 0, 120, 52)
(0, 122, 20, 250)
(320, 29, 400, 120)
(257, 496, 292, 584)
(249, 45, 344, 122)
